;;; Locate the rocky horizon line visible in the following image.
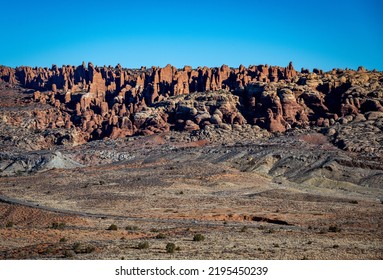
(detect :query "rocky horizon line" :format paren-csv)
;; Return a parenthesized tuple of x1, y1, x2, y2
(0, 60, 382, 144)
(1, 61, 378, 73)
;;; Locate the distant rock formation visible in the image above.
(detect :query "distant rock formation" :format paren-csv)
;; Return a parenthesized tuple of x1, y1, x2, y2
(0, 62, 298, 96)
(0, 62, 382, 142)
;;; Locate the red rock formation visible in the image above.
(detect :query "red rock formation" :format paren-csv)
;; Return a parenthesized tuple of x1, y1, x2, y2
(2, 62, 381, 140)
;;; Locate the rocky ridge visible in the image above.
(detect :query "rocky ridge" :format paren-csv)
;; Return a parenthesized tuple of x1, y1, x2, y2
(0, 63, 382, 154)
(0, 63, 383, 163)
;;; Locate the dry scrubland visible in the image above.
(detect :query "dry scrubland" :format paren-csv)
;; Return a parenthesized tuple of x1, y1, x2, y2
(0, 64, 382, 259)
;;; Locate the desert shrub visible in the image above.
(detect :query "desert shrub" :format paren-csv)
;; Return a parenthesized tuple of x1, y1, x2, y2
(150, 228, 159, 232)
(328, 226, 341, 233)
(72, 242, 81, 252)
(137, 241, 149, 250)
(240, 226, 248, 232)
(166, 243, 176, 253)
(64, 250, 75, 258)
(59, 237, 67, 243)
(6, 221, 14, 228)
(349, 200, 358, 204)
(107, 224, 118, 231)
(155, 233, 166, 239)
(45, 246, 54, 254)
(193, 234, 205, 242)
(72, 242, 95, 254)
(125, 225, 139, 231)
(84, 245, 95, 253)
(51, 222, 66, 229)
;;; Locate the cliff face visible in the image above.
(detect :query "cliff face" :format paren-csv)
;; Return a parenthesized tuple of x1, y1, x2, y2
(0, 62, 382, 144)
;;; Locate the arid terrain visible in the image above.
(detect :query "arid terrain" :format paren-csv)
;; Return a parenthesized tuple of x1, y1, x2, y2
(0, 63, 382, 259)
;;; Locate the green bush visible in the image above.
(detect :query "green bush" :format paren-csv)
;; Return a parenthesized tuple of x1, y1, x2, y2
(155, 233, 166, 239)
(51, 222, 66, 229)
(107, 224, 118, 231)
(137, 241, 149, 250)
(166, 243, 176, 253)
(72, 242, 81, 252)
(193, 234, 205, 242)
(72, 242, 95, 254)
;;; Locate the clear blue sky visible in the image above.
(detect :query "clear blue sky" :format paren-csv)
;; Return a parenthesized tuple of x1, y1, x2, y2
(1, 0, 382, 70)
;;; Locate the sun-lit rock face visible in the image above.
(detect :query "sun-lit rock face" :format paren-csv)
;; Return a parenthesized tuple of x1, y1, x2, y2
(0, 63, 382, 142)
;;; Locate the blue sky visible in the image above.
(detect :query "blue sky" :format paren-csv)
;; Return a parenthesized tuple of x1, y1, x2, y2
(1, 0, 382, 70)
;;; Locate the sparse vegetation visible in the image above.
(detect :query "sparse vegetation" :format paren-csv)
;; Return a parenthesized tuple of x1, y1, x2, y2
(155, 233, 166, 239)
(72, 242, 81, 251)
(6, 221, 14, 228)
(240, 226, 248, 232)
(84, 245, 96, 253)
(51, 222, 66, 229)
(328, 226, 341, 233)
(137, 241, 149, 250)
(193, 234, 205, 242)
(107, 224, 118, 231)
(72, 242, 95, 254)
(59, 237, 67, 243)
(63, 250, 75, 258)
(166, 243, 176, 253)
(125, 225, 139, 231)
(349, 200, 358, 204)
